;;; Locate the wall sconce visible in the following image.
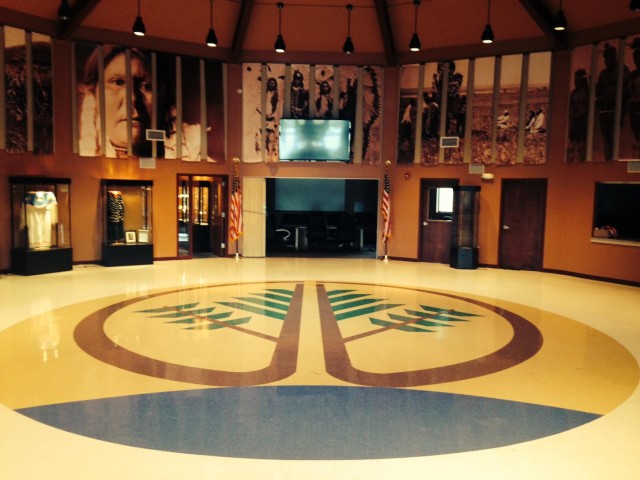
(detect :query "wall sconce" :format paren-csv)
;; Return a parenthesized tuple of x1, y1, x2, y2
(133, 0, 146, 36)
(343, 4, 355, 54)
(409, 0, 421, 52)
(274, 3, 286, 53)
(553, 0, 567, 31)
(481, 0, 494, 44)
(205, 0, 218, 47)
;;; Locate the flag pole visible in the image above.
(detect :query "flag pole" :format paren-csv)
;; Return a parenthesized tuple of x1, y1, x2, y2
(231, 157, 243, 261)
(381, 159, 391, 263)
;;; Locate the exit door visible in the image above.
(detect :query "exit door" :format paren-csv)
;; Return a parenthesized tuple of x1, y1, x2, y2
(419, 179, 459, 263)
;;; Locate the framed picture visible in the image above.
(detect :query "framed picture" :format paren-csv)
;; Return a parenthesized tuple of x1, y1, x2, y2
(137, 229, 149, 243)
(125, 231, 136, 244)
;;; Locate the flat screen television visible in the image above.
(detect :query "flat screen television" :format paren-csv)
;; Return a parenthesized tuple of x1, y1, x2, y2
(279, 119, 351, 161)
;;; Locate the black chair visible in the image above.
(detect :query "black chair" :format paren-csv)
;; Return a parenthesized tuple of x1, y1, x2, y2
(306, 212, 329, 248)
(336, 213, 360, 250)
(266, 214, 292, 251)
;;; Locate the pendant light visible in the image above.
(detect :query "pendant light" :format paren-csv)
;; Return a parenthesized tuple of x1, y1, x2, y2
(343, 4, 354, 54)
(274, 2, 286, 53)
(205, 0, 218, 47)
(57, 0, 72, 21)
(553, 0, 567, 31)
(481, 0, 494, 44)
(630, 0, 640, 12)
(409, 0, 421, 52)
(133, 0, 146, 36)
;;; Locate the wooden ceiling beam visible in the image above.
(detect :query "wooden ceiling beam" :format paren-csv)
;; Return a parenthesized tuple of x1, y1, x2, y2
(374, 0, 397, 66)
(230, 0, 255, 64)
(56, 0, 102, 40)
(518, 0, 567, 50)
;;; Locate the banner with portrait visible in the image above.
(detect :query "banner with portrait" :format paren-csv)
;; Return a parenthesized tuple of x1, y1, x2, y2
(420, 62, 441, 165)
(2, 27, 53, 155)
(592, 39, 626, 162)
(361, 65, 383, 165)
(618, 36, 640, 161)
(443, 59, 469, 166)
(523, 51, 551, 165)
(566, 44, 593, 163)
(397, 64, 419, 164)
(74, 44, 224, 161)
(241, 63, 381, 164)
(471, 56, 496, 165)
(496, 55, 522, 165)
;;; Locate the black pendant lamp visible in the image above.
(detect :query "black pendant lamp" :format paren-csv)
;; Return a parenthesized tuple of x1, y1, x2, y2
(553, 0, 567, 31)
(57, 0, 72, 21)
(409, 0, 421, 52)
(343, 4, 354, 54)
(274, 2, 286, 53)
(133, 0, 146, 36)
(205, 0, 218, 47)
(481, 0, 494, 44)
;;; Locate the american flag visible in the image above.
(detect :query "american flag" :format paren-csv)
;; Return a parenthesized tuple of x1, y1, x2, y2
(229, 161, 243, 242)
(381, 168, 391, 242)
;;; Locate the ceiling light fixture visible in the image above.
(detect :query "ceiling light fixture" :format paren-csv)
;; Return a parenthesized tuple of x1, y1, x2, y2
(409, 0, 421, 52)
(631, 0, 640, 12)
(343, 4, 355, 54)
(481, 0, 494, 44)
(274, 2, 286, 53)
(133, 0, 146, 36)
(57, 0, 72, 21)
(205, 0, 218, 47)
(553, 0, 567, 31)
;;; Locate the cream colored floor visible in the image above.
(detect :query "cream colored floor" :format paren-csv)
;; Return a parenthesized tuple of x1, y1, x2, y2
(0, 257, 639, 479)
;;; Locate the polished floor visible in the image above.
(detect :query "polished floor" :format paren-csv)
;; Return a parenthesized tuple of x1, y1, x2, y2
(0, 257, 638, 479)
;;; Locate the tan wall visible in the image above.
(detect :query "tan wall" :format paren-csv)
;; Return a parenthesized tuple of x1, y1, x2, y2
(1, 45, 638, 283)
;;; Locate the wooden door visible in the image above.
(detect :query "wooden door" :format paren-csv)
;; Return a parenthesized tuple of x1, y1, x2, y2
(419, 179, 459, 263)
(499, 179, 547, 270)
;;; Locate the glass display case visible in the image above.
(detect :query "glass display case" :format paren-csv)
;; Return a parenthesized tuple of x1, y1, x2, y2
(177, 174, 226, 258)
(9, 176, 73, 275)
(450, 185, 480, 269)
(101, 179, 153, 266)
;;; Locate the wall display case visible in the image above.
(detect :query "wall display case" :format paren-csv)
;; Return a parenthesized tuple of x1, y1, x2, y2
(450, 186, 480, 269)
(101, 179, 153, 267)
(9, 177, 73, 275)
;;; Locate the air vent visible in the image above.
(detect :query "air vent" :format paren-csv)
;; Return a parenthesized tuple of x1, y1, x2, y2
(145, 129, 166, 141)
(440, 136, 459, 148)
(627, 161, 640, 173)
(139, 157, 156, 169)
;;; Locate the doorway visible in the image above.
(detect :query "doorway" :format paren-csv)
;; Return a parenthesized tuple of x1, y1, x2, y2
(419, 179, 459, 263)
(177, 174, 227, 258)
(499, 179, 547, 270)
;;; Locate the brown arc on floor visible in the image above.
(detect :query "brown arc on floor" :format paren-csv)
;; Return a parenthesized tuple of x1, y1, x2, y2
(317, 283, 544, 387)
(74, 283, 303, 386)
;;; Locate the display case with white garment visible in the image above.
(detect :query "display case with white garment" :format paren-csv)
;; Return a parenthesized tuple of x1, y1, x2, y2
(101, 179, 154, 266)
(9, 176, 73, 275)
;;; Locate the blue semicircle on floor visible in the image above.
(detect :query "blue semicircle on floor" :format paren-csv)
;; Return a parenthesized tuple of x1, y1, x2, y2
(17, 386, 600, 460)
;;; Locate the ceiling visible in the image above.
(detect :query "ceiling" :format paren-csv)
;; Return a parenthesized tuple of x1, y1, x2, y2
(1, 0, 639, 65)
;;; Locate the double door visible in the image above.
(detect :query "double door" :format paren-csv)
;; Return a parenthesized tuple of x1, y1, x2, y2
(177, 174, 226, 258)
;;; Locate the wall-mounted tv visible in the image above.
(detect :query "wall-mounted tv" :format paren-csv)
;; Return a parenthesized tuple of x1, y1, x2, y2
(279, 119, 351, 161)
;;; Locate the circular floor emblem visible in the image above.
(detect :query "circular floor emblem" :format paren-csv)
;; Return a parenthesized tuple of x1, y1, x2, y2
(2, 281, 638, 460)
(74, 281, 542, 386)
